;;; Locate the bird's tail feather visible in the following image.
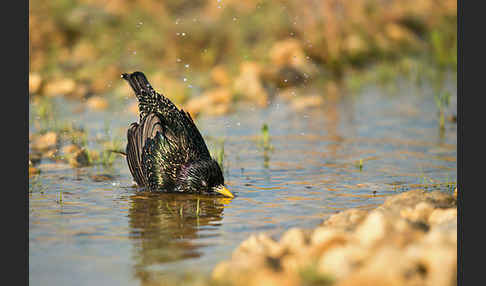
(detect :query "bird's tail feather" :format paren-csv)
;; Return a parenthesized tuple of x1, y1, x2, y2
(121, 71, 156, 103)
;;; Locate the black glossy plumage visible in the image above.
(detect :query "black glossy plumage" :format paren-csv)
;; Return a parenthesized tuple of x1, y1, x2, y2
(122, 71, 229, 196)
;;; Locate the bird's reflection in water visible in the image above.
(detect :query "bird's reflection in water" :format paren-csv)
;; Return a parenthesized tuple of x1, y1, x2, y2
(128, 192, 230, 283)
(263, 148, 271, 169)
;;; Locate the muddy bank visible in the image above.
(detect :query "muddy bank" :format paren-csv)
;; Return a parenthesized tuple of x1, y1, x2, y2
(211, 189, 457, 286)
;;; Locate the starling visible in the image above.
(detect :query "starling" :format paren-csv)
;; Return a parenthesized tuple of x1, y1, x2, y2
(122, 71, 234, 198)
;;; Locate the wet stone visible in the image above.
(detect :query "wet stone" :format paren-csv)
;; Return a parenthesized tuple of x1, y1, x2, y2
(290, 95, 324, 111)
(183, 88, 233, 117)
(269, 39, 315, 75)
(29, 152, 42, 165)
(428, 208, 457, 226)
(233, 62, 268, 107)
(86, 96, 109, 111)
(68, 148, 91, 168)
(30, 132, 58, 152)
(385, 23, 419, 46)
(399, 202, 435, 224)
(354, 211, 388, 247)
(29, 166, 40, 177)
(279, 228, 308, 254)
(321, 209, 368, 231)
(70, 82, 91, 99)
(43, 78, 76, 97)
(61, 144, 81, 155)
(211, 65, 231, 86)
(29, 73, 43, 94)
(317, 245, 356, 280)
(310, 228, 350, 259)
(211, 189, 457, 286)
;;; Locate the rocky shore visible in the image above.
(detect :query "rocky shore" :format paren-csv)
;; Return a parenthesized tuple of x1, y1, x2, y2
(211, 189, 457, 286)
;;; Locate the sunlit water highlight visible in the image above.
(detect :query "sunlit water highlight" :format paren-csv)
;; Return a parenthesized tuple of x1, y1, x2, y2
(29, 77, 456, 285)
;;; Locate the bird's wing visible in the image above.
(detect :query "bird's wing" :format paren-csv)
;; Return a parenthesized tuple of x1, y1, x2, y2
(122, 71, 211, 162)
(141, 131, 183, 191)
(126, 113, 163, 188)
(178, 109, 212, 160)
(151, 108, 212, 162)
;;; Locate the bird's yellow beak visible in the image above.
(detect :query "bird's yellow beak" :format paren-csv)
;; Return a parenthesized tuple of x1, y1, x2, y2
(214, 185, 234, 198)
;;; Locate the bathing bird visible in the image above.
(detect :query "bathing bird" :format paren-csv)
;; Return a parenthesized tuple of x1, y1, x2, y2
(122, 71, 234, 198)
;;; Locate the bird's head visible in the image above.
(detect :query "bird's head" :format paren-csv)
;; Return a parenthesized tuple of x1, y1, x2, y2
(178, 159, 234, 198)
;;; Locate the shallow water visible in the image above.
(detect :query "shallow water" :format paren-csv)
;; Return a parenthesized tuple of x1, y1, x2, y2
(29, 76, 456, 285)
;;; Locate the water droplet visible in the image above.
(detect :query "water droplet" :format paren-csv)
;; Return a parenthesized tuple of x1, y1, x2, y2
(176, 58, 182, 63)
(183, 78, 187, 82)
(182, 32, 186, 36)
(185, 64, 190, 68)
(284, 79, 288, 83)
(176, 32, 180, 36)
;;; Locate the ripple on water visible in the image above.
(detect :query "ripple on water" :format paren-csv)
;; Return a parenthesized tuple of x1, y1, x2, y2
(29, 78, 456, 284)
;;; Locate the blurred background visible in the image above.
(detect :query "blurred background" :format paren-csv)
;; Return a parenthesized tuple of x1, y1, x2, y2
(29, 1, 457, 285)
(29, 0, 456, 116)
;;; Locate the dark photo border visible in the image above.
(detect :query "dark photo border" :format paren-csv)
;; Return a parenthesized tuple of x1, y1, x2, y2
(22, 1, 468, 286)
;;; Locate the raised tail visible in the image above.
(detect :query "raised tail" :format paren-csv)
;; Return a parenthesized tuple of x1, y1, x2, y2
(122, 71, 167, 119)
(121, 71, 156, 102)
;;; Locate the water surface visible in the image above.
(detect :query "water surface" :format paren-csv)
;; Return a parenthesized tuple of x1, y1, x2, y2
(29, 76, 457, 285)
